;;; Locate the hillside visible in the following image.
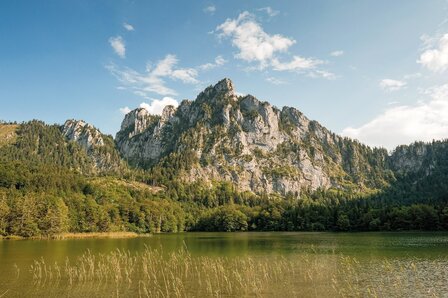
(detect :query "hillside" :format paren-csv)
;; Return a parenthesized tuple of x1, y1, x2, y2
(116, 78, 392, 196)
(0, 120, 125, 175)
(0, 123, 18, 147)
(0, 78, 447, 237)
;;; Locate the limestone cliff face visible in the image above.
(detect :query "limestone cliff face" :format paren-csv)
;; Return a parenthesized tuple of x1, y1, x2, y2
(62, 120, 105, 150)
(62, 120, 122, 173)
(115, 78, 391, 195)
(389, 141, 448, 177)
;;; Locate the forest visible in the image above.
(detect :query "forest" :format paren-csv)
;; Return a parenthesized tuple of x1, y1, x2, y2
(0, 121, 447, 237)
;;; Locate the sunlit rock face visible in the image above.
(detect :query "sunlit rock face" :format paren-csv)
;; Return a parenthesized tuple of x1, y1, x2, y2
(62, 119, 122, 173)
(115, 78, 392, 196)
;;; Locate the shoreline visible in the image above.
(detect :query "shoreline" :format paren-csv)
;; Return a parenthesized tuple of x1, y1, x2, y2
(1, 230, 447, 241)
(0, 232, 150, 240)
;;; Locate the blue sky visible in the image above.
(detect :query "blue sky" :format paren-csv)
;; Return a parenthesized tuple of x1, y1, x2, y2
(1, 0, 448, 149)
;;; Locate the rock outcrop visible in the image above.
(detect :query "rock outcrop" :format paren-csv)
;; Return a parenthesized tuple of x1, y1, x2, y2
(62, 120, 105, 150)
(62, 120, 122, 173)
(115, 78, 390, 195)
(389, 141, 448, 177)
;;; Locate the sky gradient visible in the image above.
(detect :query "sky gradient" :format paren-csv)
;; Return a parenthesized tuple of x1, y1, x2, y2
(1, 0, 448, 150)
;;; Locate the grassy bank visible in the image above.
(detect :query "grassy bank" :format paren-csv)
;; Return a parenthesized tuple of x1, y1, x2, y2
(0, 232, 146, 240)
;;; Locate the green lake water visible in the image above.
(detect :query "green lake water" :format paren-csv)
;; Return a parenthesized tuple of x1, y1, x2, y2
(1, 232, 447, 297)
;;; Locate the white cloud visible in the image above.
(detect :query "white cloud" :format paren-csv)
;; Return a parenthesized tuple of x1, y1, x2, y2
(272, 55, 322, 71)
(203, 5, 216, 15)
(151, 55, 177, 77)
(342, 83, 448, 149)
(266, 77, 286, 85)
(216, 12, 295, 65)
(215, 55, 226, 66)
(215, 11, 333, 78)
(330, 50, 344, 57)
(109, 36, 126, 58)
(123, 22, 134, 31)
(171, 68, 198, 83)
(257, 7, 279, 17)
(152, 54, 198, 83)
(308, 70, 337, 80)
(119, 106, 131, 115)
(133, 90, 150, 99)
(147, 54, 198, 84)
(106, 54, 199, 97)
(199, 55, 227, 70)
(418, 33, 448, 72)
(387, 101, 400, 105)
(140, 97, 179, 115)
(379, 79, 407, 91)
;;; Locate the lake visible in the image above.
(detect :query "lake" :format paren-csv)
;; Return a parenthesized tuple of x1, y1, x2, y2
(1, 232, 447, 297)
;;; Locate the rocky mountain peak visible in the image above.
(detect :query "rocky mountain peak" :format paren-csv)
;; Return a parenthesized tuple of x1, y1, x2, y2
(62, 119, 123, 173)
(114, 78, 397, 196)
(161, 105, 177, 122)
(214, 78, 234, 93)
(62, 119, 104, 150)
(120, 107, 153, 139)
(200, 78, 236, 101)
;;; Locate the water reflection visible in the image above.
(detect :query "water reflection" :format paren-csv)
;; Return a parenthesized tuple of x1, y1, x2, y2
(1, 232, 447, 297)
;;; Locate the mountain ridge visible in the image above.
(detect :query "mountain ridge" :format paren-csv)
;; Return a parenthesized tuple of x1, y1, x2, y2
(112, 78, 406, 195)
(1, 78, 441, 196)
(1, 79, 447, 237)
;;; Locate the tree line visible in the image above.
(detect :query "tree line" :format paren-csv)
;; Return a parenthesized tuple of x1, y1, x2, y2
(0, 120, 447, 237)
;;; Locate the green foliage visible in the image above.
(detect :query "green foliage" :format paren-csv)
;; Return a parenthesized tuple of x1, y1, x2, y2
(0, 121, 448, 237)
(0, 121, 91, 172)
(196, 205, 248, 232)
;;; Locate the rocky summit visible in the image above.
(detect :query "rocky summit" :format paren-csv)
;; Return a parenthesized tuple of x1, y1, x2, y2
(43, 78, 444, 197)
(61, 119, 123, 173)
(1, 78, 447, 237)
(114, 78, 393, 195)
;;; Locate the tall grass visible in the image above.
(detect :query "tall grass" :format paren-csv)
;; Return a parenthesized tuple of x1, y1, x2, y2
(18, 246, 448, 297)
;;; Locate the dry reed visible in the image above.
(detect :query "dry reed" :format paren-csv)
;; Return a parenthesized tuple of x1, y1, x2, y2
(20, 245, 448, 297)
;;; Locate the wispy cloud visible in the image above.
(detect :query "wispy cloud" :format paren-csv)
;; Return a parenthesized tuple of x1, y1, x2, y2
(215, 11, 334, 79)
(199, 55, 227, 70)
(107, 54, 199, 97)
(266, 77, 286, 85)
(387, 101, 400, 105)
(257, 7, 279, 17)
(379, 79, 407, 91)
(417, 33, 448, 72)
(342, 83, 448, 149)
(119, 106, 131, 115)
(203, 5, 216, 15)
(109, 36, 126, 58)
(308, 70, 337, 80)
(271, 56, 322, 71)
(330, 50, 344, 57)
(123, 22, 134, 31)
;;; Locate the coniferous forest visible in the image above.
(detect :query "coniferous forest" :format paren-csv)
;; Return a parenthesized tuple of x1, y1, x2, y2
(0, 120, 447, 238)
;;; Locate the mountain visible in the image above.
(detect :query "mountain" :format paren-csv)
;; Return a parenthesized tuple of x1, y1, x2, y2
(0, 119, 124, 175)
(62, 119, 125, 173)
(1, 79, 446, 197)
(1, 79, 447, 237)
(115, 78, 392, 196)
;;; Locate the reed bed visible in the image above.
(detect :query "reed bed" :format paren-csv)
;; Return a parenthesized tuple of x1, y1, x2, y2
(13, 246, 447, 297)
